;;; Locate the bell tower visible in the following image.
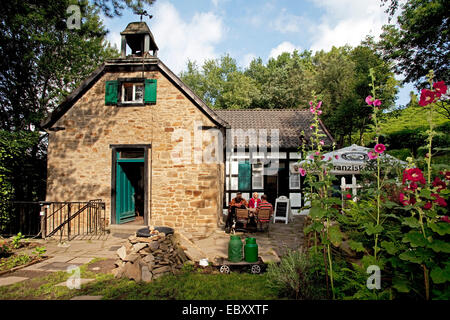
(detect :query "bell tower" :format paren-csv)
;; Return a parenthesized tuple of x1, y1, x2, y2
(120, 22, 159, 58)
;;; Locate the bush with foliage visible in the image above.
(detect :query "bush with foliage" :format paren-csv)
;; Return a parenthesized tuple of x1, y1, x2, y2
(292, 70, 449, 300)
(266, 249, 327, 300)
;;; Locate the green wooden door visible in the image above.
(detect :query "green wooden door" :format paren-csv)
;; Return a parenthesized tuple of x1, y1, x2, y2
(238, 161, 251, 191)
(116, 162, 136, 224)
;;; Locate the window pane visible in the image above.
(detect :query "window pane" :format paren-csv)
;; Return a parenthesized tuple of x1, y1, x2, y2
(230, 177, 238, 190)
(231, 161, 238, 175)
(120, 149, 144, 159)
(135, 85, 144, 101)
(252, 174, 263, 189)
(290, 173, 300, 189)
(123, 83, 134, 102)
(289, 192, 302, 207)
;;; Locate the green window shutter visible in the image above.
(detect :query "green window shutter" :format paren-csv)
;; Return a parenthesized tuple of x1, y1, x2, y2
(238, 161, 251, 191)
(144, 79, 157, 103)
(105, 80, 118, 105)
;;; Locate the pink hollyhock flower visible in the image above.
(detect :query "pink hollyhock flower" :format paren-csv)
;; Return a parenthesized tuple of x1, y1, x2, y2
(309, 106, 315, 114)
(373, 99, 382, 107)
(432, 193, 447, 207)
(321, 156, 325, 160)
(441, 216, 450, 223)
(317, 110, 322, 115)
(320, 140, 324, 145)
(365, 95, 374, 105)
(310, 125, 315, 130)
(423, 202, 432, 210)
(309, 101, 314, 107)
(315, 151, 320, 156)
(418, 89, 436, 106)
(433, 81, 447, 97)
(316, 101, 322, 109)
(432, 177, 446, 192)
(328, 157, 332, 161)
(409, 182, 419, 191)
(404, 168, 426, 184)
(368, 151, 378, 160)
(334, 155, 339, 159)
(346, 194, 352, 200)
(444, 171, 450, 180)
(399, 193, 409, 206)
(309, 155, 314, 159)
(299, 168, 306, 176)
(374, 143, 386, 154)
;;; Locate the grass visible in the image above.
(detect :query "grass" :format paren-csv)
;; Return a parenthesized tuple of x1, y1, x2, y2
(0, 254, 33, 272)
(0, 259, 279, 300)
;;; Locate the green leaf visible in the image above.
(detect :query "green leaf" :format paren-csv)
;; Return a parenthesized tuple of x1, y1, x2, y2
(419, 189, 432, 198)
(348, 240, 365, 253)
(429, 222, 450, 236)
(427, 239, 450, 253)
(402, 216, 420, 229)
(402, 231, 428, 247)
(329, 225, 343, 247)
(398, 248, 430, 264)
(309, 206, 327, 219)
(381, 241, 399, 255)
(363, 222, 384, 236)
(430, 266, 450, 284)
(383, 200, 398, 209)
(392, 278, 411, 293)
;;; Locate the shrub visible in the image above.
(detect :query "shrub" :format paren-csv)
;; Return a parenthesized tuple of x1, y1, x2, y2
(266, 248, 327, 300)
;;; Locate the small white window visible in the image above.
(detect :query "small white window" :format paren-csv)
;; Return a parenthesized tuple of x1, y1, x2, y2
(252, 163, 264, 189)
(122, 83, 144, 103)
(290, 173, 301, 189)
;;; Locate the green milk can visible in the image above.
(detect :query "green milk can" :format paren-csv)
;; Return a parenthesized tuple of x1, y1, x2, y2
(228, 235, 243, 262)
(244, 237, 258, 263)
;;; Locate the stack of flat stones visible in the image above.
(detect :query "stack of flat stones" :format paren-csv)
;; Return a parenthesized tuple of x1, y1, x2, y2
(112, 229, 189, 282)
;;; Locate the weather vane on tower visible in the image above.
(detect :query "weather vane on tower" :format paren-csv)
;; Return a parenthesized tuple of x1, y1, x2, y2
(134, 9, 153, 21)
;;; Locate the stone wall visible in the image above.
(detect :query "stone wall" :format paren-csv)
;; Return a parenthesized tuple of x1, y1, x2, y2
(46, 67, 224, 238)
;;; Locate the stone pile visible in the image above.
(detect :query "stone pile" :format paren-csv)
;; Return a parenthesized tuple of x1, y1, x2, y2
(112, 229, 190, 282)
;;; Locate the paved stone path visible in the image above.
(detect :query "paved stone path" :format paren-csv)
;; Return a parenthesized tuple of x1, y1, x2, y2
(179, 215, 306, 264)
(0, 276, 29, 287)
(0, 216, 305, 290)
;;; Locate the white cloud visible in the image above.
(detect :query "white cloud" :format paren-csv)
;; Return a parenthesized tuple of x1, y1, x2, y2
(308, 0, 389, 52)
(241, 53, 257, 68)
(103, 2, 224, 74)
(150, 2, 225, 74)
(270, 8, 304, 34)
(269, 41, 302, 59)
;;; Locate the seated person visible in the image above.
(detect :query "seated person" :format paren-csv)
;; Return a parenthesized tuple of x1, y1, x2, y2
(225, 192, 248, 233)
(248, 192, 261, 213)
(256, 194, 273, 226)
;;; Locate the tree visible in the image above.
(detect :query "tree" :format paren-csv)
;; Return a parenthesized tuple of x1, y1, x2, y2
(0, 0, 127, 203)
(378, 0, 449, 87)
(93, 0, 156, 17)
(181, 54, 260, 110)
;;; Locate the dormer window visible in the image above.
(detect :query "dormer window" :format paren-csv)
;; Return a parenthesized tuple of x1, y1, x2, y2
(122, 82, 144, 104)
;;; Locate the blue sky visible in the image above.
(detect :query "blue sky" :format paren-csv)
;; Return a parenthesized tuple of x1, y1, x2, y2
(101, 0, 415, 107)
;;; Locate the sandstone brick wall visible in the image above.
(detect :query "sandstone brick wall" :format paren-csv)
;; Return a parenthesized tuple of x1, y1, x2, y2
(46, 68, 224, 238)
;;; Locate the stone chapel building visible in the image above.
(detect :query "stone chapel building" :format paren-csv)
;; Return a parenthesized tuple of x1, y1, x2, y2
(41, 22, 228, 238)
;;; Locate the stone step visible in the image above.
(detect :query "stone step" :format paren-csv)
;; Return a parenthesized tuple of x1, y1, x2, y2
(107, 224, 146, 237)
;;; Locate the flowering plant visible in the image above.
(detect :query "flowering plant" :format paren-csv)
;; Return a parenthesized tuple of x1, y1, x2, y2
(300, 94, 342, 299)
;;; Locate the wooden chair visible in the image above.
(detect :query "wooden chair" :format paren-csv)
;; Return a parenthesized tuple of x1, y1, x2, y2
(257, 209, 271, 236)
(235, 208, 249, 229)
